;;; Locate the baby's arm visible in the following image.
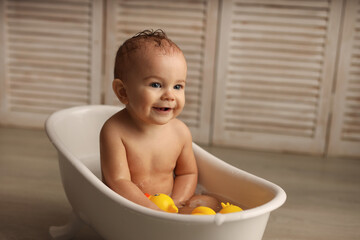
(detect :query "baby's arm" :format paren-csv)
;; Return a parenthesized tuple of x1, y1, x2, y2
(171, 125, 198, 207)
(100, 121, 160, 210)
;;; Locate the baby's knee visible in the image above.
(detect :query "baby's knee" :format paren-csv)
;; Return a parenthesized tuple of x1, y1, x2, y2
(187, 195, 221, 212)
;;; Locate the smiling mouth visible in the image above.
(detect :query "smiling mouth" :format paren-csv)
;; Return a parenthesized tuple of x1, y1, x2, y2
(153, 107, 172, 112)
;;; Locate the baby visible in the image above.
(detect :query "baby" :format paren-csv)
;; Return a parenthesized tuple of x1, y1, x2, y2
(100, 30, 219, 213)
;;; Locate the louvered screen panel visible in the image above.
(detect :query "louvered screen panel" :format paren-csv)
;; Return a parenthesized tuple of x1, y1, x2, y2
(213, 0, 342, 154)
(105, 0, 218, 144)
(328, 0, 360, 158)
(0, 0, 102, 128)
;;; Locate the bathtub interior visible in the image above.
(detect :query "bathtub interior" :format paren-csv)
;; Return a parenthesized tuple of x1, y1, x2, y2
(47, 105, 285, 216)
(194, 146, 279, 210)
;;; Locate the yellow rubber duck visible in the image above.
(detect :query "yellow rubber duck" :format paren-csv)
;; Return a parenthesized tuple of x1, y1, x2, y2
(145, 193, 178, 213)
(191, 206, 216, 215)
(219, 202, 243, 214)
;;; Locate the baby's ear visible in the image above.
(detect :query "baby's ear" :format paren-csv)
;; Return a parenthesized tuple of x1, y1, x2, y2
(112, 79, 128, 105)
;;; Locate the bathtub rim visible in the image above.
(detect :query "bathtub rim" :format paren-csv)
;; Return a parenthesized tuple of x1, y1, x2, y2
(45, 105, 286, 225)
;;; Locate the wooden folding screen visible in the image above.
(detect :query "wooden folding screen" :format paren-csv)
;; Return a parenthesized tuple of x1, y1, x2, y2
(213, 0, 343, 154)
(328, 0, 360, 158)
(0, 0, 358, 157)
(0, 0, 103, 128)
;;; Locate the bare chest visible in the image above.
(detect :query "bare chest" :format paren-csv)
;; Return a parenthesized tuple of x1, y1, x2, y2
(124, 136, 183, 176)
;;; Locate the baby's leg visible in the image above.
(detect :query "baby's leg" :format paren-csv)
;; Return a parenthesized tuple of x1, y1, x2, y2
(187, 195, 222, 212)
(178, 194, 221, 214)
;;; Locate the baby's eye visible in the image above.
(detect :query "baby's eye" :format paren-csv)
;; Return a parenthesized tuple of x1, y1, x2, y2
(150, 82, 161, 88)
(174, 84, 183, 90)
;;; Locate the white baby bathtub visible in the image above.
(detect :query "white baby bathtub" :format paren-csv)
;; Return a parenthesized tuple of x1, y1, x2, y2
(45, 105, 286, 240)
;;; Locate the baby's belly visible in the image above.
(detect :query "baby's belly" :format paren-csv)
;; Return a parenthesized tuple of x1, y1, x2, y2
(133, 174, 174, 195)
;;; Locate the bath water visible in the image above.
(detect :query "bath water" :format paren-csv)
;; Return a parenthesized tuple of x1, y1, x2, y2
(80, 155, 248, 211)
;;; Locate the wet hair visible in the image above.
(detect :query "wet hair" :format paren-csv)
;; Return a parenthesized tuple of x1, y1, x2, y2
(114, 29, 182, 80)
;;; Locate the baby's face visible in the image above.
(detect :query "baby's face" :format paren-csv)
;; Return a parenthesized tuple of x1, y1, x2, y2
(124, 48, 187, 125)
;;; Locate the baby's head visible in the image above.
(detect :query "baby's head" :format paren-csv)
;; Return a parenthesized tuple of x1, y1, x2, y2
(113, 30, 187, 125)
(114, 29, 183, 81)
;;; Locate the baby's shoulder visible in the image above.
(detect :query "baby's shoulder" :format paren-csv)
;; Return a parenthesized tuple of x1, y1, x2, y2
(100, 110, 127, 138)
(170, 118, 192, 140)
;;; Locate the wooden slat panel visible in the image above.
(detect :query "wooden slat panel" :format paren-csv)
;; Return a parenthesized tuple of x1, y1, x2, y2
(105, 0, 219, 144)
(328, 0, 360, 157)
(213, 0, 342, 154)
(6, 0, 91, 114)
(0, 0, 102, 128)
(226, 0, 327, 137)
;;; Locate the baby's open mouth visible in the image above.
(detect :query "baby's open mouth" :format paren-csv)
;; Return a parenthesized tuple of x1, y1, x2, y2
(154, 107, 171, 111)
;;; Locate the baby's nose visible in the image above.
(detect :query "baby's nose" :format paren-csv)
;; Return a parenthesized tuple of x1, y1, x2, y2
(161, 89, 175, 101)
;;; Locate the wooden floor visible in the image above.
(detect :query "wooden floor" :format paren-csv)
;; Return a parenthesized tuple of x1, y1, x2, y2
(0, 126, 359, 240)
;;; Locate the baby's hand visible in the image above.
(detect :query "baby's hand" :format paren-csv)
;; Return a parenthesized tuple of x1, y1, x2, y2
(173, 198, 186, 208)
